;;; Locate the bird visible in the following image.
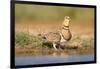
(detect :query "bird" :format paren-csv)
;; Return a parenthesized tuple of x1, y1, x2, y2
(41, 16, 72, 50)
(61, 16, 72, 41)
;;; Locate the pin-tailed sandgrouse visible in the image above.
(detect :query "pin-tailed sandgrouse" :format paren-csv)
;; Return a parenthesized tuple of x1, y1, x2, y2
(42, 16, 72, 50)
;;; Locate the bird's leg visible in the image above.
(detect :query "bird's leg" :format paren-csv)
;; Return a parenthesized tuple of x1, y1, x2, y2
(53, 43, 57, 50)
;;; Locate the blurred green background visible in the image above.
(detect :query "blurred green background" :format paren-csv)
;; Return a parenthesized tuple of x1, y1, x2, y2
(15, 4, 94, 22)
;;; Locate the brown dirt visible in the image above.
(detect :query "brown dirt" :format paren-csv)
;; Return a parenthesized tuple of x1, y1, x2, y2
(15, 20, 94, 36)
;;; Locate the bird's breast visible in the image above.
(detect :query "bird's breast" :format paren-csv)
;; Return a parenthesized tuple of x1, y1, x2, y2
(61, 29, 72, 41)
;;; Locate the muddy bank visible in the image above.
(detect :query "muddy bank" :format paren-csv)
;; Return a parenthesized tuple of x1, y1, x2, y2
(15, 45, 94, 56)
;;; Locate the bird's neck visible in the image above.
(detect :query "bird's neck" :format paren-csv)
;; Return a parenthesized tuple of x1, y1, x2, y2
(62, 25, 70, 30)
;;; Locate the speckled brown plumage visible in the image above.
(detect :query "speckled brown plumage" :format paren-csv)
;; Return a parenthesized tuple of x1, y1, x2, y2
(45, 32, 61, 44)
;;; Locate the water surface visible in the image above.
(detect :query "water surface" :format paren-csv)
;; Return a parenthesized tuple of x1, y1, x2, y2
(15, 54, 94, 66)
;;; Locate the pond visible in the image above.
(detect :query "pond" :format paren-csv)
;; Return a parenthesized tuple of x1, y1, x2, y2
(15, 54, 94, 66)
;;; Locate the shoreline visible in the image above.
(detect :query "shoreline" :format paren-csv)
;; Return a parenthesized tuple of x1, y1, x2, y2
(15, 46, 94, 56)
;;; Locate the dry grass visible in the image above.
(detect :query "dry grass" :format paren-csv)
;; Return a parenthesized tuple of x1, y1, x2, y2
(15, 32, 94, 56)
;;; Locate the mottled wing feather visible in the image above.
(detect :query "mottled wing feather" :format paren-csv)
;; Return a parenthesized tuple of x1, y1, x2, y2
(46, 32, 61, 43)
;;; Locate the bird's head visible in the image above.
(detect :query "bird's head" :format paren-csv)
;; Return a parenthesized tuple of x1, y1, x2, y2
(62, 16, 71, 27)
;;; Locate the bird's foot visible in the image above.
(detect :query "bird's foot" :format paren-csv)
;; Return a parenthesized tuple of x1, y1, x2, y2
(53, 43, 58, 51)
